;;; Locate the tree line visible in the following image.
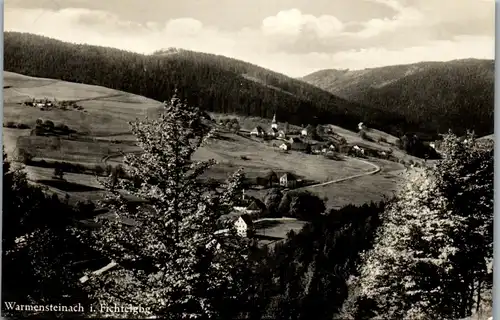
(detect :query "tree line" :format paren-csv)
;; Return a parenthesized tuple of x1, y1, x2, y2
(2, 92, 493, 319)
(4, 32, 411, 136)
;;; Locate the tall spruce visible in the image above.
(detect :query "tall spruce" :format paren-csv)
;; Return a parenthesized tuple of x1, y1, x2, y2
(355, 132, 493, 319)
(82, 93, 253, 319)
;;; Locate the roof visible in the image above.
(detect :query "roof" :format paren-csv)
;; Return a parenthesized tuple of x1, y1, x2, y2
(246, 200, 262, 211)
(268, 127, 278, 133)
(264, 170, 278, 179)
(289, 137, 302, 143)
(252, 126, 264, 132)
(238, 214, 253, 226)
(281, 173, 297, 181)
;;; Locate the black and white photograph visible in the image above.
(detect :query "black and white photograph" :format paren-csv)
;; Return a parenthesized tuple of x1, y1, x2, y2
(2, 0, 495, 319)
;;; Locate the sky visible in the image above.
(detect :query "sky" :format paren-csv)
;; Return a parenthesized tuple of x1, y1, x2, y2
(5, 0, 495, 77)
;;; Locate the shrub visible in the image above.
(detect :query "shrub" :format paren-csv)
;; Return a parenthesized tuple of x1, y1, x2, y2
(44, 120, 55, 130)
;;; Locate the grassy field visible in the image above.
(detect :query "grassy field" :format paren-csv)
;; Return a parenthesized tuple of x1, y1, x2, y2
(196, 131, 372, 183)
(302, 158, 405, 209)
(254, 219, 309, 246)
(4, 71, 407, 213)
(209, 112, 303, 132)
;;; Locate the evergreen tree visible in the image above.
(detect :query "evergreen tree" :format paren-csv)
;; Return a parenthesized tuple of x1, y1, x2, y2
(2, 151, 93, 318)
(355, 132, 493, 319)
(81, 93, 253, 319)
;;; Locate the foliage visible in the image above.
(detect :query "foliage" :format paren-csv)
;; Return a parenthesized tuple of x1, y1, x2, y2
(302, 60, 494, 137)
(2, 152, 95, 318)
(53, 167, 65, 179)
(254, 202, 385, 319)
(399, 133, 440, 159)
(263, 188, 283, 217)
(278, 190, 326, 221)
(354, 132, 494, 319)
(4, 32, 412, 135)
(79, 93, 253, 319)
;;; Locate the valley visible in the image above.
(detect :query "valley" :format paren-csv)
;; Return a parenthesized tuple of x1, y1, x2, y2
(3, 70, 409, 245)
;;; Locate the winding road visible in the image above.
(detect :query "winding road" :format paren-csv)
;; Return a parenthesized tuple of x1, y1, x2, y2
(298, 156, 381, 190)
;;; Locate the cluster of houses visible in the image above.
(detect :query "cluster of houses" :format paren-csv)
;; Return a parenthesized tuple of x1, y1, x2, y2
(23, 98, 54, 109)
(23, 98, 83, 111)
(250, 114, 311, 139)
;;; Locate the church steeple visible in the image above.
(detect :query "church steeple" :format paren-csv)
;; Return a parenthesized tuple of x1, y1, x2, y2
(271, 113, 278, 129)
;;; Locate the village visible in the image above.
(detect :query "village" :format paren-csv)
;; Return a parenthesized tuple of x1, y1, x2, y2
(212, 113, 404, 247)
(22, 97, 84, 111)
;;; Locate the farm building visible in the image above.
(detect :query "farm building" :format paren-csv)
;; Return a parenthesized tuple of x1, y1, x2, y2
(300, 127, 308, 136)
(267, 127, 278, 137)
(250, 126, 265, 136)
(263, 170, 279, 186)
(280, 173, 298, 188)
(311, 145, 323, 154)
(288, 137, 302, 144)
(234, 214, 254, 237)
(279, 143, 290, 151)
(278, 130, 286, 138)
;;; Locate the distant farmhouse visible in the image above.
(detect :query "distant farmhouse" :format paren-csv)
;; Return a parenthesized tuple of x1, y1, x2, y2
(280, 172, 298, 188)
(267, 127, 278, 137)
(279, 142, 290, 151)
(250, 126, 265, 137)
(301, 127, 308, 136)
(234, 214, 254, 237)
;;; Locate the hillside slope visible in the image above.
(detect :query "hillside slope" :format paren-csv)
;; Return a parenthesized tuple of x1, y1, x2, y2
(302, 59, 494, 137)
(4, 32, 409, 135)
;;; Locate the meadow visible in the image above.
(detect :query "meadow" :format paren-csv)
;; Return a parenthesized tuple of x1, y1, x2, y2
(3, 71, 405, 215)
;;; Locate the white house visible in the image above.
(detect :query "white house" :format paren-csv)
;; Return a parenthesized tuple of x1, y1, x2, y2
(278, 130, 286, 138)
(250, 126, 265, 136)
(358, 122, 367, 130)
(234, 214, 253, 237)
(267, 127, 278, 137)
(353, 145, 365, 155)
(279, 143, 290, 151)
(280, 173, 297, 188)
(430, 142, 436, 149)
(301, 128, 308, 136)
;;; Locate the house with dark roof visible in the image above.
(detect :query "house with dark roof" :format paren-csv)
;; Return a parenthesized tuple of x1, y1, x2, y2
(280, 173, 298, 188)
(234, 214, 254, 237)
(250, 126, 265, 137)
(267, 127, 278, 137)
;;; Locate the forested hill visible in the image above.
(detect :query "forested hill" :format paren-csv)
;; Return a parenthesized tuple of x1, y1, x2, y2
(4, 32, 409, 134)
(302, 59, 494, 137)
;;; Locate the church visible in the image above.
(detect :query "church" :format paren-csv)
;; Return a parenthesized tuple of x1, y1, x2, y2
(267, 113, 286, 138)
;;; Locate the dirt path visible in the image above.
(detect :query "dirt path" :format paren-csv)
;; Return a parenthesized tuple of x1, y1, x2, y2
(298, 156, 381, 190)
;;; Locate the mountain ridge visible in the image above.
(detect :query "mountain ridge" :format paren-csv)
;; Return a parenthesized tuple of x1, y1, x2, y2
(4, 32, 414, 136)
(301, 59, 494, 136)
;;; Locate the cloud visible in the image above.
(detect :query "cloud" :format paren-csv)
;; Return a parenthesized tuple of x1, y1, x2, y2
(4, 4, 494, 77)
(261, 9, 344, 38)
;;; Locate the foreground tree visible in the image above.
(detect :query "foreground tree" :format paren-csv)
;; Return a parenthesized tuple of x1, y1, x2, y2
(3, 152, 93, 318)
(81, 93, 253, 319)
(355, 132, 493, 319)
